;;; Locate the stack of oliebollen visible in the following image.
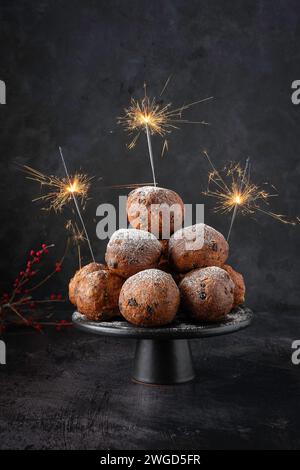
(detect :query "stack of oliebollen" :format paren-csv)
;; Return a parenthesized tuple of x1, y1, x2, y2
(69, 186, 245, 327)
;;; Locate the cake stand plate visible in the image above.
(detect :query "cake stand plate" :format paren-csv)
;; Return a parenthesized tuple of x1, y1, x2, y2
(72, 306, 253, 385)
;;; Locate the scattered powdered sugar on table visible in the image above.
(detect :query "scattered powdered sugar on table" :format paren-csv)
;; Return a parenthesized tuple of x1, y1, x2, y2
(73, 306, 252, 335)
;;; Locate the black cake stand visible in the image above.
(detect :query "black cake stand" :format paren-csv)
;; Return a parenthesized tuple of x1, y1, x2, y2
(72, 306, 253, 385)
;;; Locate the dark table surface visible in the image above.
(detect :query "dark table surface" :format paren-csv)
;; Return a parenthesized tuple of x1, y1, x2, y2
(0, 309, 299, 450)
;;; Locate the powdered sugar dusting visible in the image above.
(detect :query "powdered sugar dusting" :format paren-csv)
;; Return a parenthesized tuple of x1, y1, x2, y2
(130, 186, 170, 197)
(171, 223, 226, 243)
(128, 268, 173, 284)
(108, 228, 158, 243)
(181, 266, 233, 289)
(106, 229, 162, 266)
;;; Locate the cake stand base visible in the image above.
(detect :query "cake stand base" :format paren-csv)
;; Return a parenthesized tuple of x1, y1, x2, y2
(72, 307, 253, 386)
(132, 339, 195, 384)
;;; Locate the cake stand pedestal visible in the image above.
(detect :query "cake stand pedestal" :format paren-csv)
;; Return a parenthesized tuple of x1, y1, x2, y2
(72, 306, 253, 385)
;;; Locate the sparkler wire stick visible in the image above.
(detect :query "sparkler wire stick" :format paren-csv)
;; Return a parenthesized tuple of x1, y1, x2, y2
(227, 204, 238, 242)
(145, 123, 157, 187)
(58, 146, 95, 262)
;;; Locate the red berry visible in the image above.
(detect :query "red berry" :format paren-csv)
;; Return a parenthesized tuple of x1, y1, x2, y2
(30, 250, 35, 256)
(55, 263, 62, 272)
(42, 244, 47, 249)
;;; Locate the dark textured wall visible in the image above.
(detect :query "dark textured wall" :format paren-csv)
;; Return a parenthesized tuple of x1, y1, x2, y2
(0, 0, 299, 311)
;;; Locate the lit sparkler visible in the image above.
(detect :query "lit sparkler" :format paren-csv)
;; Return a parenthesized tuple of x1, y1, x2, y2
(118, 82, 213, 186)
(202, 151, 297, 241)
(58, 147, 95, 262)
(22, 165, 92, 212)
(21, 149, 96, 262)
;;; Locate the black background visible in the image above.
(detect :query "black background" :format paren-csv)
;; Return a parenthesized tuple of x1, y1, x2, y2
(0, 0, 299, 311)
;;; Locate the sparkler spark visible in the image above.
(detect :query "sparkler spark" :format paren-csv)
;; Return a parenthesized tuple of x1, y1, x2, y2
(66, 219, 86, 269)
(118, 88, 212, 142)
(202, 151, 297, 240)
(118, 81, 213, 186)
(66, 219, 86, 244)
(22, 165, 92, 212)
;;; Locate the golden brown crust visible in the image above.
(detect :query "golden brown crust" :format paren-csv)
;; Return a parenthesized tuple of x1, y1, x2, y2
(179, 266, 234, 322)
(68, 262, 106, 306)
(127, 186, 184, 237)
(119, 269, 180, 327)
(105, 228, 162, 278)
(159, 239, 169, 257)
(223, 264, 245, 307)
(169, 223, 229, 273)
(76, 270, 124, 321)
(157, 239, 170, 272)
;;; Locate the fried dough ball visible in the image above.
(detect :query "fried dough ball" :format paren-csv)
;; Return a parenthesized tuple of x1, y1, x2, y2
(76, 270, 124, 321)
(179, 266, 234, 322)
(223, 264, 246, 307)
(127, 186, 184, 237)
(119, 269, 180, 327)
(105, 228, 162, 278)
(169, 223, 229, 272)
